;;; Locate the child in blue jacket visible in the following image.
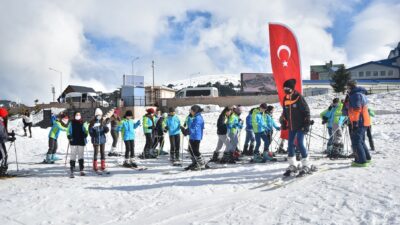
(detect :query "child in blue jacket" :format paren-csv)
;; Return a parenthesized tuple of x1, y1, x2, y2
(117, 110, 141, 168)
(183, 105, 205, 170)
(165, 107, 182, 165)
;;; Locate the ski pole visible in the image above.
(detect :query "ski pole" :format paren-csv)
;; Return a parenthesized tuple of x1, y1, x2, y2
(13, 142, 18, 172)
(64, 143, 70, 167)
(307, 124, 313, 152)
(184, 135, 200, 167)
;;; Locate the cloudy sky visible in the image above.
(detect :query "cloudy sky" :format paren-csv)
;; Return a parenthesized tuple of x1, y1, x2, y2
(0, 0, 399, 104)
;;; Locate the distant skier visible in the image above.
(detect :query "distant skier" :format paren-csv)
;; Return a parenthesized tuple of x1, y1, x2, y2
(164, 107, 182, 165)
(242, 108, 255, 156)
(221, 106, 244, 163)
(22, 110, 33, 138)
(108, 111, 121, 157)
(141, 108, 156, 159)
(67, 111, 89, 177)
(89, 108, 110, 173)
(117, 110, 141, 168)
(44, 113, 69, 163)
(343, 80, 372, 167)
(280, 79, 313, 177)
(183, 105, 205, 170)
(210, 106, 233, 162)
(0, 108, 16, 176)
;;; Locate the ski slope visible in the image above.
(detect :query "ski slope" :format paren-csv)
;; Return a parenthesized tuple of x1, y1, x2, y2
(1, 91, 400, 225)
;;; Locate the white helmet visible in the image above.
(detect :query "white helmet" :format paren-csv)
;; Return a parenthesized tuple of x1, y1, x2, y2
(95, 108, 103, 116)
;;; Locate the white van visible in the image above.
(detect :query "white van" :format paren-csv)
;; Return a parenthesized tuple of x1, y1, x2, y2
(65, 92, 109, 107)
(176, 87, 219, 98)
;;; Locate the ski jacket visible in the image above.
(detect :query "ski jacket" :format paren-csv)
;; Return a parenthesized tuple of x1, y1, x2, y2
(189, 113, 204, 141)
(48, 120, 68, 140)
(22, 115, 33, 124)
(320, 102, 344, 128)
(368, 107, 375, 124)
(228, 112, 243, 135)
(251, 108, 267, 134)
(265, 114, 280, 132)
(89, 118, 109, 145)
(155, 117, 166, 136)
(142, 114, 154, 134)
(184, 114, 193, 128)
(165, 115, 181, 136)
(245, 113, 253, 131)
(281, 91, 310, 131)
(0, 120, 8, 144)
(110, 116, 121, 131)
(346, 87, 371, 128)
(216, 113, 228, 135)
(117, 118, 140, 141)
(67, 120, 89, 146)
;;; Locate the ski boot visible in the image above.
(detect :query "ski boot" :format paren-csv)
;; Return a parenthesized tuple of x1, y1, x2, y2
(252, 152, 264, 163)
(220, 152, 236, 164)
(123, 159, 132, 168)
(51, 154, 62, 161)
(69, 160, 76, 178)
(242, 145, 249, 156)
(262, 151, 277, 162)
(283, 157, 300, 177)
(100, 160, 106, 171)
(130, 158, 138, 168)
(159, 148, 169, 156)
(297, 157, 316, 177)
(44, 154, 54, 164)
(247, 144, 255, 156)
(209, 151, 220, 163)
(93, 160, 98, 171)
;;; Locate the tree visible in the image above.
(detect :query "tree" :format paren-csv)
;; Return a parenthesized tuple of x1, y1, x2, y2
(34, 99, 39, 105)
(330, 65, 351, 93)
(167, 84, 174, 89)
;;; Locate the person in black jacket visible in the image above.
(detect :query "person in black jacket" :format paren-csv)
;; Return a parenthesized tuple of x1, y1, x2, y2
(210, 106, 233, 162)
(67, 111, 89, 177)
(280, 79, 313, 177)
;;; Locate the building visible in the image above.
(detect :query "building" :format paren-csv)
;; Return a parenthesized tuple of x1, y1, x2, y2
(145, 86, 176, 106)
(121, 75, 145, 107)
(0, 100, 17, 108)
(58, 85, 96, 103)
(347, 42, 400, 80)
(310, 61, 344, 80)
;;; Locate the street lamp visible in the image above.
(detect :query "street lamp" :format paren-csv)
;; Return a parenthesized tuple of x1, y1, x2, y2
(49, 67, 63, 97)
(132, 57, 140, 75)
(189, 72, 200, 87)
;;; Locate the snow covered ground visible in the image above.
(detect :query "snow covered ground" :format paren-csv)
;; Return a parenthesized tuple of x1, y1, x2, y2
(164, 74, 240, 90)
(1, 91, 400, 225)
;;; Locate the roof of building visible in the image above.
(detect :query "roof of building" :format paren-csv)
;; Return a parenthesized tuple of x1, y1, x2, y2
(347, 55, 400, 71)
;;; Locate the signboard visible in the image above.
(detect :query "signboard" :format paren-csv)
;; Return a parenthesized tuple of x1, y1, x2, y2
(123, 75, 144, 87)
(241, 73, 277, 93)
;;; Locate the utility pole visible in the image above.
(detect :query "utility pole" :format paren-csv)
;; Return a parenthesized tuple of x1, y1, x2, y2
(152, 60, 155, 105)
(51, 85, 55, 102)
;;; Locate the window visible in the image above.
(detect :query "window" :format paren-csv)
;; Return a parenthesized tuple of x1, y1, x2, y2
(366, 71, 371, 77)
(373, 71, 378, 77)
(358, 71, 364, 77)
(380, 71, 386, 76)
(186, 90, 211, 97)
(388, 70, 394, 76)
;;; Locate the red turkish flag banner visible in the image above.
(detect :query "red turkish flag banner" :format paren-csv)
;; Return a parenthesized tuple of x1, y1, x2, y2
(269, 23, 302, 140)
(269, 23, 302, 103)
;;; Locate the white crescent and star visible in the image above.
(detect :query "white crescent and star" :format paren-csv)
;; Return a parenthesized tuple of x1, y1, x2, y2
(277, 45, 291, 67)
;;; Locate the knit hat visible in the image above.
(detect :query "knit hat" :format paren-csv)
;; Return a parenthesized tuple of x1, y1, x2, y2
(266, 105, 274, 113)
(347, 80, 357, 89)
(260, 103, 268, 109)
(95, 108, 103, 116)
(333, 98, 340, 104)
(125, 110, 133, 117)
(0, 108, 8, 119)
(162, 113, 168, 118)
(191, 105, 202, 113)
(234, 106, 244, 114)
(146, 108, 155, 114)
(283, 79, 296, 89)
(169, 107, 176, 113)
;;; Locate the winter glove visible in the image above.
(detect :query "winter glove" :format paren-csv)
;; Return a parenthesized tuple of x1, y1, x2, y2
(67, 135, 72, 141)
(302, 125, 310, 134)
(352, 121, 359, 130)
(93, 122, 100, 128)
(183, 129, 190, 136)
(276, 127, 281, 131)
(328, 105, 333, 111)
(322, 116, 328, 124)
(8, 136, 16, 142)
